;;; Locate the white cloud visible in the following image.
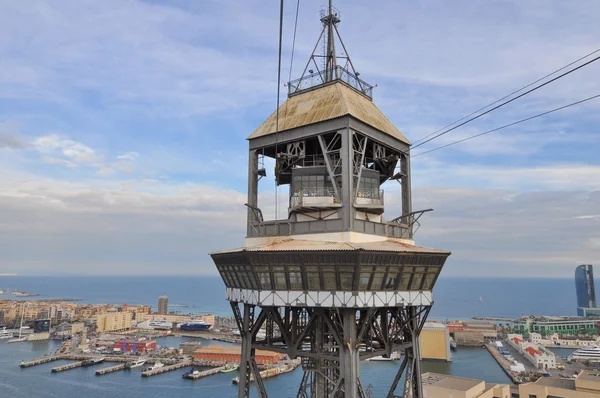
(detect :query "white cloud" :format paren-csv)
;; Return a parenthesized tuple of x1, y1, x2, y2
(42, 156, 78, 168)
(117, 152, 139, 161)
(33, 134, 99, 164)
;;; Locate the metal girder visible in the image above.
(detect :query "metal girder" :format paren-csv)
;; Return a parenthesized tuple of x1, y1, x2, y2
(233, 303, 268, 398)
(318, 132, 342, 202)
(233, 303, 431, 398)
(352, 133, 368, 200)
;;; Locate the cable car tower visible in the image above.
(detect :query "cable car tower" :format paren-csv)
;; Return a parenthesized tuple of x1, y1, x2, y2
(211, 2, 451, 397)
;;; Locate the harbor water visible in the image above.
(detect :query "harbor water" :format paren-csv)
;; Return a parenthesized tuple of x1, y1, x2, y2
(0, 337, 509, 398)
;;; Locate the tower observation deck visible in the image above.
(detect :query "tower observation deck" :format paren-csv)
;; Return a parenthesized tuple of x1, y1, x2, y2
(210, 3, 451, 398)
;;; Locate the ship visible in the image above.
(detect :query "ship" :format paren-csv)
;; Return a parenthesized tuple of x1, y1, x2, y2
(125, 359, 146, 369)
(177, 319, 212, 331)
(450, 337, 457, 351)
(147, 319, 173, 330)
(568, 346, 600, 361)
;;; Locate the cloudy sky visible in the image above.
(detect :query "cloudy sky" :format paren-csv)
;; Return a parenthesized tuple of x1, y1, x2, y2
(0, 0, 599, 277)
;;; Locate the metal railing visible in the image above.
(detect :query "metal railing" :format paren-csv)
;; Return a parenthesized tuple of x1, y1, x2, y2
(290, 188, 341, 209)
(288, 65, 373, 98)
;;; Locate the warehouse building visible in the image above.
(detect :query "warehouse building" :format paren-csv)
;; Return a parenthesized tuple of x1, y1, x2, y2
(113, 339, 156, 353)
(193, 346, 279, 365)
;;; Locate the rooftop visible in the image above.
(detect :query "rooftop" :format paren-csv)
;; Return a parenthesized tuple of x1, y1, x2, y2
(247, 81, 410, 145)
(211, 237, 450, 255)
(535, 377, 576, 390)
(194, 345, 278, 357)
(422, 373, 482, 392)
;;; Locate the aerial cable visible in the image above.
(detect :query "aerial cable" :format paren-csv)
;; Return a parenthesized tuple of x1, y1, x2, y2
(411, 52, 600, 150)
(412, 54, 600, 150)
(412, 93, 600, 157)
(288, 0, 300, 83)
(274, 0, 284, 221)
(411, 47, 600, 146)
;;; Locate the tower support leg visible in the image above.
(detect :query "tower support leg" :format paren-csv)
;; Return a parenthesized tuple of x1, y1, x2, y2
(232, 302, 268, 398)
(335, 309, 360, 398)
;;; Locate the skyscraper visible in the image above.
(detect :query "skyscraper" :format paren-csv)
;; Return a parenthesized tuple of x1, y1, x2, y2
(157, 295, 168, 315)
(575, 265, 596, 316)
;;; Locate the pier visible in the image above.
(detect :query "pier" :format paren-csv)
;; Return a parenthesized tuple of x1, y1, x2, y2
(182, 365, 227, 380)
(232, 363, 299, 384)
(95, 364, 126, 376)
(20, 355, 62, 368)
(51, 361, 86, 373)
(141, 361, 192, 377)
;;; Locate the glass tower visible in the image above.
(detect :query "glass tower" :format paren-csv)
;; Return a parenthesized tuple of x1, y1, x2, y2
(575, 264, 596, 316)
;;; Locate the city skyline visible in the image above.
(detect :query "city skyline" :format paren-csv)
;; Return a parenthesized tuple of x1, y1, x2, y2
(0, 0, 599, 277)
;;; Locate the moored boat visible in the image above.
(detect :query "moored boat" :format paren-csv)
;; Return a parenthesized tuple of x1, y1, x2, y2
(568, 346, 600, 361)
(220, 364, 239, 373)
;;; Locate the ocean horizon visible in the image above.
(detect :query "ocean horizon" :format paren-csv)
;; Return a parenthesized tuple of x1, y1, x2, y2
(0, 275, 589, 319)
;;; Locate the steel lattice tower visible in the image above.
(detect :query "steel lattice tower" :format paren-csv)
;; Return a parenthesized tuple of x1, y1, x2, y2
(211, 4, 451, 397)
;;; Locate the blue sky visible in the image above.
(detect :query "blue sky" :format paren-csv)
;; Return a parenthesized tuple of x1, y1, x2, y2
(0, 0, 599, 276)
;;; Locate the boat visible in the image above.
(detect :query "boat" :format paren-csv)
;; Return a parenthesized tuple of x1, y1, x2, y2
(365, 352, 401, 362)
(125, 359, 146, 369)
(144, 362, 164, 371)
(450, 337, 457, 351)
(220, 364, 239, 373)
(178, 319, 212, 331)
(82, 357, 105, 367)
(147, 319, 173, 330)
(182, 368, 201, 378)
(479, 296, 484, 303)
(568, 346, 600, 361)
(8, 303, 27, 343)
(0, 327, 12, 340)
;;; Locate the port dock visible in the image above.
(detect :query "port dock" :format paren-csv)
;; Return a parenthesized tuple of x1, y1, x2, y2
(20, 355, 62, 368)
(51, 361, 86, 373)
(182, 365, 227, 380)
(95, 364, 126, 376)
(141, 361, 192, 377)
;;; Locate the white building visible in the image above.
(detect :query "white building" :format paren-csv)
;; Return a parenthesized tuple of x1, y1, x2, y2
(507, 333, 556, 369)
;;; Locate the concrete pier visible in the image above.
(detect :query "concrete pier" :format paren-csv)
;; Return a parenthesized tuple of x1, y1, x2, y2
(51, 361, 85, 373)
(182, 365, 226, 380)
(141, 361, 192, 377)
(95, 364, 126, 376)
(20, 355, 63, 368)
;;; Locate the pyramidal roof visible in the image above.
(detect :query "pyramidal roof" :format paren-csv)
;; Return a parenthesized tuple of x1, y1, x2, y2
(247, 82, 410, 145)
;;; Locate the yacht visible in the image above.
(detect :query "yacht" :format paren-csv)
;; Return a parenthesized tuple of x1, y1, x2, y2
(146, 362, 164, 371)
(0, 327, 12, 339)
(147, 319, 173, 330)
(125, 359, 146, 369)
(568, 346, 600, 361)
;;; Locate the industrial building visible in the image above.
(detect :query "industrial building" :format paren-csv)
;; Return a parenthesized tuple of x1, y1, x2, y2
(113, 339, 156, 353)
(180, 341, 202, 356)
(422, 373, 510, 398)
(447, 320, 498, 345)
(193, 346, 280, 365)
(157, 295, 168, 315)
(514, 317, 599, 337)
(420, 322, 452, 362)
(423, 370, 600, 398)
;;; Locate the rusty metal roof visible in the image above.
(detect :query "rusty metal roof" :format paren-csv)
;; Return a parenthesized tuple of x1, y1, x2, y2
(247, 82, 410, 145)
(211, 238, 449, 255)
